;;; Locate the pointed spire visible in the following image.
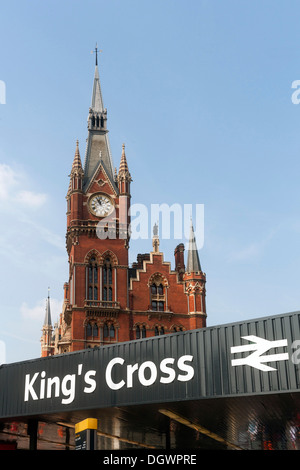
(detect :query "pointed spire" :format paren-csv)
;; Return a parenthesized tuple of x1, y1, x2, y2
(91, 44, 104, 113)
(71, 140, 84, 176)
(117, 144, 132, 195)
(43, 288, 52, 327)
(186, 219, 201, 273)
(119, 144, 130, 175)
(83, 47, 115, 191)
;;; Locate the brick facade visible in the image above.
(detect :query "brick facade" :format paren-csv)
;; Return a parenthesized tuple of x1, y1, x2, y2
(41, 59, 207, 356)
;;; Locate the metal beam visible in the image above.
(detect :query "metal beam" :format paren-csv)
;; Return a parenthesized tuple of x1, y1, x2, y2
(158, 409, 243, 451)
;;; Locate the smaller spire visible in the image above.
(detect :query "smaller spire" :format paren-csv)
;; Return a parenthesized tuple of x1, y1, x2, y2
(43, 288, 52, 327)
(119, 144, 130, 174)
(186, 219, 201, 273)
(70, 140, 84, 176)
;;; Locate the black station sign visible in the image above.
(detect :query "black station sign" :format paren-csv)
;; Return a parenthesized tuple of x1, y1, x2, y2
(1, 311, 300, 419)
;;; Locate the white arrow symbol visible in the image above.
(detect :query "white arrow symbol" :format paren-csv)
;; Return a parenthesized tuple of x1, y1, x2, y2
(231, 335, 289, 372)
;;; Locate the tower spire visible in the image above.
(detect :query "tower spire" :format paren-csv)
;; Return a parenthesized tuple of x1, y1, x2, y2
(83, 45, 115, 191)
(186, 219, 201, 273)
(90, 43, 104, 113)
(43, 288, 52, 327)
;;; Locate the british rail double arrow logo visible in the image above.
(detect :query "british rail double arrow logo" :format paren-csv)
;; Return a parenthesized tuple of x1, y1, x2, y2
(230, 335, 289, 372)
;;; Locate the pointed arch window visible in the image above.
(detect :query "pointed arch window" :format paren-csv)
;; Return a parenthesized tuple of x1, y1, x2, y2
(136, 325, 140, 339)
(103, 257, 113, 301)
(136, 325, 147, 339)
(150, 281, 165, 311)
(103, 322, 109, 338)
(88, 257, 98, 301)
(85, 322, 99, 340)
(92, 324, 98, 337)
(102, 322, 116, 343)
(86, 322, 92, 337)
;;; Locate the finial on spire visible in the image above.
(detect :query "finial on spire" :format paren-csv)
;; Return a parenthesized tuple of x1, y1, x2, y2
(91, 43, 102, 66)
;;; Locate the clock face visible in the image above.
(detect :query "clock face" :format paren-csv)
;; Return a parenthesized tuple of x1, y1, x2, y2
(89, 194, 114, 217)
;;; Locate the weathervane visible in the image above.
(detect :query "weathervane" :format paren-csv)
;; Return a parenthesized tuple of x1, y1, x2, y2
(91, 43, 102, 66)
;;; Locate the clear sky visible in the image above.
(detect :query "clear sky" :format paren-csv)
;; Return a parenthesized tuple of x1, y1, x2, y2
(1, 0, 300, 363)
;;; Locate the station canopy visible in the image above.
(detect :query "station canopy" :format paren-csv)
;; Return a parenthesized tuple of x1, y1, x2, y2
(1, 311, 300, 450)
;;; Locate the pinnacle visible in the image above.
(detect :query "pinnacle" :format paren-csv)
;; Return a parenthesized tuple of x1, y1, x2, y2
(71, 140, 84, 175)
(119, 143, 130, 174)
(186, 220, 202, 273)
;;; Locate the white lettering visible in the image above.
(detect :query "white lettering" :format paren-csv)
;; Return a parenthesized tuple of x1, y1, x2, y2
(177, 355, 195, 381)
(292, 80, 300, 104)
(84, 370, 97, 393)
(0, 80, 6, 105)
(126, 363, 138, 388)
(105, 357, 125, 390)
(47, 376, 60, 398)
(291, 340, 300, 364)
(24, 372, 39, 401)
(147, 454, 197, 464)
(61, 374, 76, 404)
(160, 358, 176, 384)
(138, 361, 157, 387)
(24, 364, 97, 405)
(40, 371, 46, 399)
(105, 355, 195, 390)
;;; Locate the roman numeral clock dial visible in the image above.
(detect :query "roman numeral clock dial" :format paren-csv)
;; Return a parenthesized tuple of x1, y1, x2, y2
(89, 194, 114, 217)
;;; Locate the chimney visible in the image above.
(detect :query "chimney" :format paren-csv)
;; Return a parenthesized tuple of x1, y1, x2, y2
(174, 243, 185, 280)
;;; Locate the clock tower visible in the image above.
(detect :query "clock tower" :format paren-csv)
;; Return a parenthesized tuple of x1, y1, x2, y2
(43, 49, 207, 357)
(57, 53, 132, 353)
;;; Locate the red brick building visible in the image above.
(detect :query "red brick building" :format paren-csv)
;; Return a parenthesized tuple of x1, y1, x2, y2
(41, 54, 206, 357)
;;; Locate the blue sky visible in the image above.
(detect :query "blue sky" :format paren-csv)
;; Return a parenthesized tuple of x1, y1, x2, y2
(1, 0, 300, 363)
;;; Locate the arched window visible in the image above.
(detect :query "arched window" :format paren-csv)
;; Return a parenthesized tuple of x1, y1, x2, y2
(158, 284, 164, 295)
(103, 322, 116, 342)
(155, 326, 159, 336)
(136, 325, 140, 339)
(103, 323, 108, 338)
(86, 323, 92, 336)
(88, 257, 98, 301)
(150, 279, 165, 311)
(93, 324, 98, 337)
(136, 325, 146, 339)
(151, 284, 157, 295)
(103, 257, 113, 302)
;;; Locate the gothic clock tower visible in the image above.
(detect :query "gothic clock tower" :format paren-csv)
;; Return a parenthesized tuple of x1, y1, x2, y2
(42, 48, 207, 357)
(58, 49, 132, 353)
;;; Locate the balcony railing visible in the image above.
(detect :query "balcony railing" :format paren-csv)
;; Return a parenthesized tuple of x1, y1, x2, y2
(84, 300, 120, 309)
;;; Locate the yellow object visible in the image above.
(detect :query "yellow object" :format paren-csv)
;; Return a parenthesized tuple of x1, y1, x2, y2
(75, 418, 98, 434)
